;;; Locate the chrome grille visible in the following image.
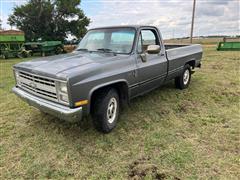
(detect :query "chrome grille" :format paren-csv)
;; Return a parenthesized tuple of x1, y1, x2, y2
(17, 71, 58, 102)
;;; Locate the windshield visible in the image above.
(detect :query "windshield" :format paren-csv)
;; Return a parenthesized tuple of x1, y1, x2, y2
(76, 28, 136, 54)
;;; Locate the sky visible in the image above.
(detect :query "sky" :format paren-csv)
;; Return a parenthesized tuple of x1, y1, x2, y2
(0, 0, 239, 39)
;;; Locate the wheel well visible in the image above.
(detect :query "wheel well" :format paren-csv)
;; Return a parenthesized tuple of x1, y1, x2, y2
(186, 60, 196, 69)
(90, 82, 129, 113)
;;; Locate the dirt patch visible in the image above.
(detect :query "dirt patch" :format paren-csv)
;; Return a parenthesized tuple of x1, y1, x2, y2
(211, 64, 223, 70)
(221, 90, 240, 98)
(128, 156, 180, 180)
(177, 100, 200, 113)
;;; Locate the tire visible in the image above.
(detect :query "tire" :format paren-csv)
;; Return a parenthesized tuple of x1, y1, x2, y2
(92, 88, 120, 133)
(175, 64, 191, 89)
(55, 47, 63, 55)
(29, 51, 33, 57)
(3, 54, 8, 59)
(21, 51, 28, 58)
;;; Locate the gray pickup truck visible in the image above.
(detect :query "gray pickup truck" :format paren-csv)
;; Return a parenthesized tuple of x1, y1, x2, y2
(13, 25, 202, 133)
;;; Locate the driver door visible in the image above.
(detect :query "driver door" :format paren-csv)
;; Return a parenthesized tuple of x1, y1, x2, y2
(136, 28, 168, 93)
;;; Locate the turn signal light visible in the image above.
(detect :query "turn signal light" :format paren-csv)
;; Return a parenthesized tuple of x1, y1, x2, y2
(75, 100, 88, 107)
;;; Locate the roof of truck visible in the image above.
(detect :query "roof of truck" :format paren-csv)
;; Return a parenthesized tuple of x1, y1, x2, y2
(90, 25, 157, 30)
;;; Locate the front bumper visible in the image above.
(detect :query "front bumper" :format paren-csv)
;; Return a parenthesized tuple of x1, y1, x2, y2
(12, 87, 83, 122)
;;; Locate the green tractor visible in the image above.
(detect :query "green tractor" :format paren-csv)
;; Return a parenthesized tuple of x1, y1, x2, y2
(217, 37, 240, 51)
(0, 30, 29, 59)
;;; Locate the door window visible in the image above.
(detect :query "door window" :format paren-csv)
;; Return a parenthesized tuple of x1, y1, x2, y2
(140, 29, 160, 52)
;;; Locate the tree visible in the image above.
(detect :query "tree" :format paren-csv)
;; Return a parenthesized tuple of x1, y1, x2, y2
(8, 0, 90, 41)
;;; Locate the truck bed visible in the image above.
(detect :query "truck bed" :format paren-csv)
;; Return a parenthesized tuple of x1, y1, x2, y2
(165, 44, 202, 61)
(165, 44, 203, 80)
(164, 44, 189, 50)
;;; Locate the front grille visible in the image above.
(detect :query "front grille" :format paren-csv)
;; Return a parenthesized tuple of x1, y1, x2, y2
(17, 71, 58, 102)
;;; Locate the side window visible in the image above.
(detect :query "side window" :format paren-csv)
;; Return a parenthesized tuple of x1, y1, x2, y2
(141, 29, 160, 52)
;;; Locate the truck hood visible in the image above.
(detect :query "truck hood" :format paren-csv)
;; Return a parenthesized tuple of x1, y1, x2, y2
(14, 52, 121, 79)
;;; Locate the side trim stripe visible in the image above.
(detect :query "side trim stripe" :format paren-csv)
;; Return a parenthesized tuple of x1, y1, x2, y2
(168, 66, 184, 75)
(129, 73, 167, 89)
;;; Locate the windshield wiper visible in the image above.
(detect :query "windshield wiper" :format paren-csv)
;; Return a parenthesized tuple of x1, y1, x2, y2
(97, 48, 113, 52)
(76, 48, 89, 51)
(96, 48, 116, 55)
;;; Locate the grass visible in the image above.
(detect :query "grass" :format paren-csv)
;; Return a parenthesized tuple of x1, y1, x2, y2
(0, 46, 239, 179)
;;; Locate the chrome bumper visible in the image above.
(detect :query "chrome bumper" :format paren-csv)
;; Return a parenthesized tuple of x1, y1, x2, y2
(12, 87, 83, 122)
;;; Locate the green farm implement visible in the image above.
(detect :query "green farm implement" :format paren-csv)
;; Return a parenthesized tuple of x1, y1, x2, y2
(24, 41, 64, 56)
(0, 30, 27, 59)
(217, 37, 240, 51)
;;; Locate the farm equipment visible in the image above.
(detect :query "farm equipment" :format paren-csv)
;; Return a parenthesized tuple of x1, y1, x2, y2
(24, 41, 64, 56)
(217, 37, 240, 51)
(63, 38, 80, 53)
(0, 30, 26, 59)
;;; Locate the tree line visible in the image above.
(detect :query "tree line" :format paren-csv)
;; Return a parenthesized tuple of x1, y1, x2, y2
(7, 0, 90, 42)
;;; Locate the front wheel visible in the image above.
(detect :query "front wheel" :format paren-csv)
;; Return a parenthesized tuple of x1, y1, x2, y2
(92, 88, 120, 133)
(175, 64, 191, 89)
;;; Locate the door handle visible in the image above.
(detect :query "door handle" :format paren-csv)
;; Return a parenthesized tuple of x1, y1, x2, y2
(160, 53, 165, 56)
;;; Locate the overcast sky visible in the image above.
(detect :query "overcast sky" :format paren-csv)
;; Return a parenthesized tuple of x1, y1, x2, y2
(1, 0, 239, 39)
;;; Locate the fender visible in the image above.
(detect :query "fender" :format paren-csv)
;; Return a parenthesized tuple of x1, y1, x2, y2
(87, 79, 130, 114)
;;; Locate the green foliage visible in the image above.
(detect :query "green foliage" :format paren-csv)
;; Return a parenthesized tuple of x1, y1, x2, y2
(8, 0, 90, 41)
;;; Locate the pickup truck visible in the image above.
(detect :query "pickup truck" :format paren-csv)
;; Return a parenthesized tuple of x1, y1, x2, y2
(13, 25, 202, 133)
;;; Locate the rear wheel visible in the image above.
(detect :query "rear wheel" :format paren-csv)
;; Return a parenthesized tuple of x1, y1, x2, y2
(92, 88, 120, 133)
(175, 64, 191, 89)
(3, 53, 8, 59)
(55, 47, 63, 55)
(21, 51, 28, 58)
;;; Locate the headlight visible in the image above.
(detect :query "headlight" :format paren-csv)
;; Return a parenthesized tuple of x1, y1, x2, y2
(59, 94, 69, 103)
(56, 82, 69, 104)
(15, 70, 20, 79)
(58, 82, 68, 93)
(14, 70, 20, 85)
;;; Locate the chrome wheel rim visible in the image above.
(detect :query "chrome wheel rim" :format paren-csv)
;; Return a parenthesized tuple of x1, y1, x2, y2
(183, 69, 190, 85)
(107, 97, 117, 124)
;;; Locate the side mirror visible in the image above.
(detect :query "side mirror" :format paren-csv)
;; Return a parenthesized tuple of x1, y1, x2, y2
(146, 45, 160, 54)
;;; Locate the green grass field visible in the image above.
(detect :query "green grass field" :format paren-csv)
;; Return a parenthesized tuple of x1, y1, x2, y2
(0, 46, 239, 179)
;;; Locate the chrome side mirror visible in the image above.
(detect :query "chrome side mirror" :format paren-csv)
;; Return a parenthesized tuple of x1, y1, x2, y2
(146, 45, 161, 54)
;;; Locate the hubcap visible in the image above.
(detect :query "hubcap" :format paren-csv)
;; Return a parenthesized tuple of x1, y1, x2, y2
(107, 97, 117, 124)
(183, 69, 190, 85)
